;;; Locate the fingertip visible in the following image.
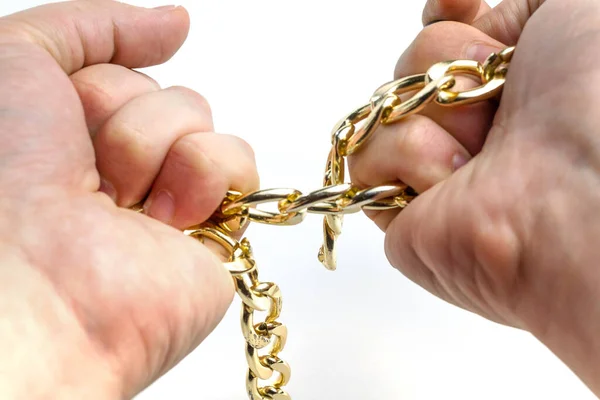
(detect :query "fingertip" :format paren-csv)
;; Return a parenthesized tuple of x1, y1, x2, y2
(383, 206, 408, 270)
(157, 6, 191, 54)
(144, 189, 176, 225)
(166, 86, 213, 124)
(3, 1, 194, 73)
(383, 184, 435, 273)
(422, 0, 488, 26)
(112, 5, 191, 68)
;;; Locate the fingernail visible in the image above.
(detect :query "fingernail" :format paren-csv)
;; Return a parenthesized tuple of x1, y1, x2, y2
(466, 43, 502, 63)
(153, 5, 178, 11)
(144, 190, 175, 224)
(425, 19, 445, 27)
(99, 178, 117, 202)
(452, 153, 470, 171)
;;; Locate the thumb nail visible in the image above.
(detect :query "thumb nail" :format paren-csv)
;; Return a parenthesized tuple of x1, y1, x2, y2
(452, 153, 470, 172)
(99, 178, 117, 202)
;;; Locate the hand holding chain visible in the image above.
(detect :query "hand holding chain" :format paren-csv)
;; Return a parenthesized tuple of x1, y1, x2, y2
(133, 46, 515, 399)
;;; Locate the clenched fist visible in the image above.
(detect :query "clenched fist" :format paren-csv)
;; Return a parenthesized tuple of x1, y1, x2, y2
(0, 1, 258, 398)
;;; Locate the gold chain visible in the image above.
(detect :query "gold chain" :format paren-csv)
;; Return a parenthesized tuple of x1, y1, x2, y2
(187, 227, 291, 399)
(133, 46, 515, 399)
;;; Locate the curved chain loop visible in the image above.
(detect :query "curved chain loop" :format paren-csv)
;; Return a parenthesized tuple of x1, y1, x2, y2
(221, 188, 307, 226)
(483, 46, 514, 82)
(381, 74, 455, 124)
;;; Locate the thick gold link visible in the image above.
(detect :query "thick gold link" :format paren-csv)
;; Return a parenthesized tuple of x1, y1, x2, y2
(340, 97, 389, 157)
(382, 75, 455, 123)
(221, 188, 307, 226)
(216, 183, 415, 219)
(319, 146, 346, 270)
(426, 56, 511, 106)
(483, 46, 514, 82)
(279, 183, 352, 213)
(247, 370, 291, 400)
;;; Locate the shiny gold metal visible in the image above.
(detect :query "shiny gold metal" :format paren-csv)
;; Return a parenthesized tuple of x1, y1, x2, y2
(426, 56, 511, 106)
(482, 46, 514, 82)
(341, 99, 389, 156)
(222, 188, 307, 226)
(382, 75, 455, 123)
(187, 227, 291, 400)
(212, 190, 251, 232)
(279, 183, 352, 213)
(319, 146, 347, 270)
(128, 46, 516, 399)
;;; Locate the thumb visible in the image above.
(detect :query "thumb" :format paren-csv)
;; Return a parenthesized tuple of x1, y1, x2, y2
(382, 159, 520, 326)
(473, 0, 546, 44)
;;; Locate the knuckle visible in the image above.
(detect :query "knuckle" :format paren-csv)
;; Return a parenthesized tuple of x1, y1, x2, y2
(168, 133, 212, 172)
(394, 116, 429, 158)
(99, 118, 151, 166)
(394, 22, 457, 79)
(71, 76, 113, 122)
(394, 29, 431, 78)
(223, 134, 257, 163)
(132, 70, 161, 90)
(221, 134, 260, 189)
(469, 202, 523, 302)
(168, 86, 212, 117)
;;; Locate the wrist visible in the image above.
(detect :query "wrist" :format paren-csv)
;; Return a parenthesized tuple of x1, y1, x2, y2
(515, 163, 600, 396)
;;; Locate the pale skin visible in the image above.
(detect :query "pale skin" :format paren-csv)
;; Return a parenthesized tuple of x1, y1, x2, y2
(0, 0, 598, 398)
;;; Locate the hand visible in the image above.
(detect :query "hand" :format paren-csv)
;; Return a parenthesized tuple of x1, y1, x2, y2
(349, 0, 600, 394)
(0, 1, 258, 398)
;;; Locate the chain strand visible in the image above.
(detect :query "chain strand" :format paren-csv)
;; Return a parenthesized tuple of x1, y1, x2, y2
(131, 46, 515, 399)
(187, 228, 292, 400)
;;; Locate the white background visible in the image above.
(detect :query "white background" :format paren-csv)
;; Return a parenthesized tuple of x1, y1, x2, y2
(0, 1, 595, 399)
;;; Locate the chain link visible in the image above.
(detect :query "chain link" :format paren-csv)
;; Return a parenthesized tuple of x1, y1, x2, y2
(130, 46, 516, 399)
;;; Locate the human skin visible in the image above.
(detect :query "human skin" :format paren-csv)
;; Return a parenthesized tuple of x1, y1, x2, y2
(0, 1, 259, 398)
(1, 0, 600, 399)
(348, 0, 600, 395)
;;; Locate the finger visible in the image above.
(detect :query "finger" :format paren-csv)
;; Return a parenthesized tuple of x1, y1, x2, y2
(0, 2, 189, 192)
(94, 86, 214, 206)
(348, 114, 471, 231)
(394, 21, 504, 155)
(71, 64, 160, 136)
(423, 0, 492, 26)
(1, 2, 190, 74)
(473, 0, 546, 45)
(143, 133, 260, 229)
